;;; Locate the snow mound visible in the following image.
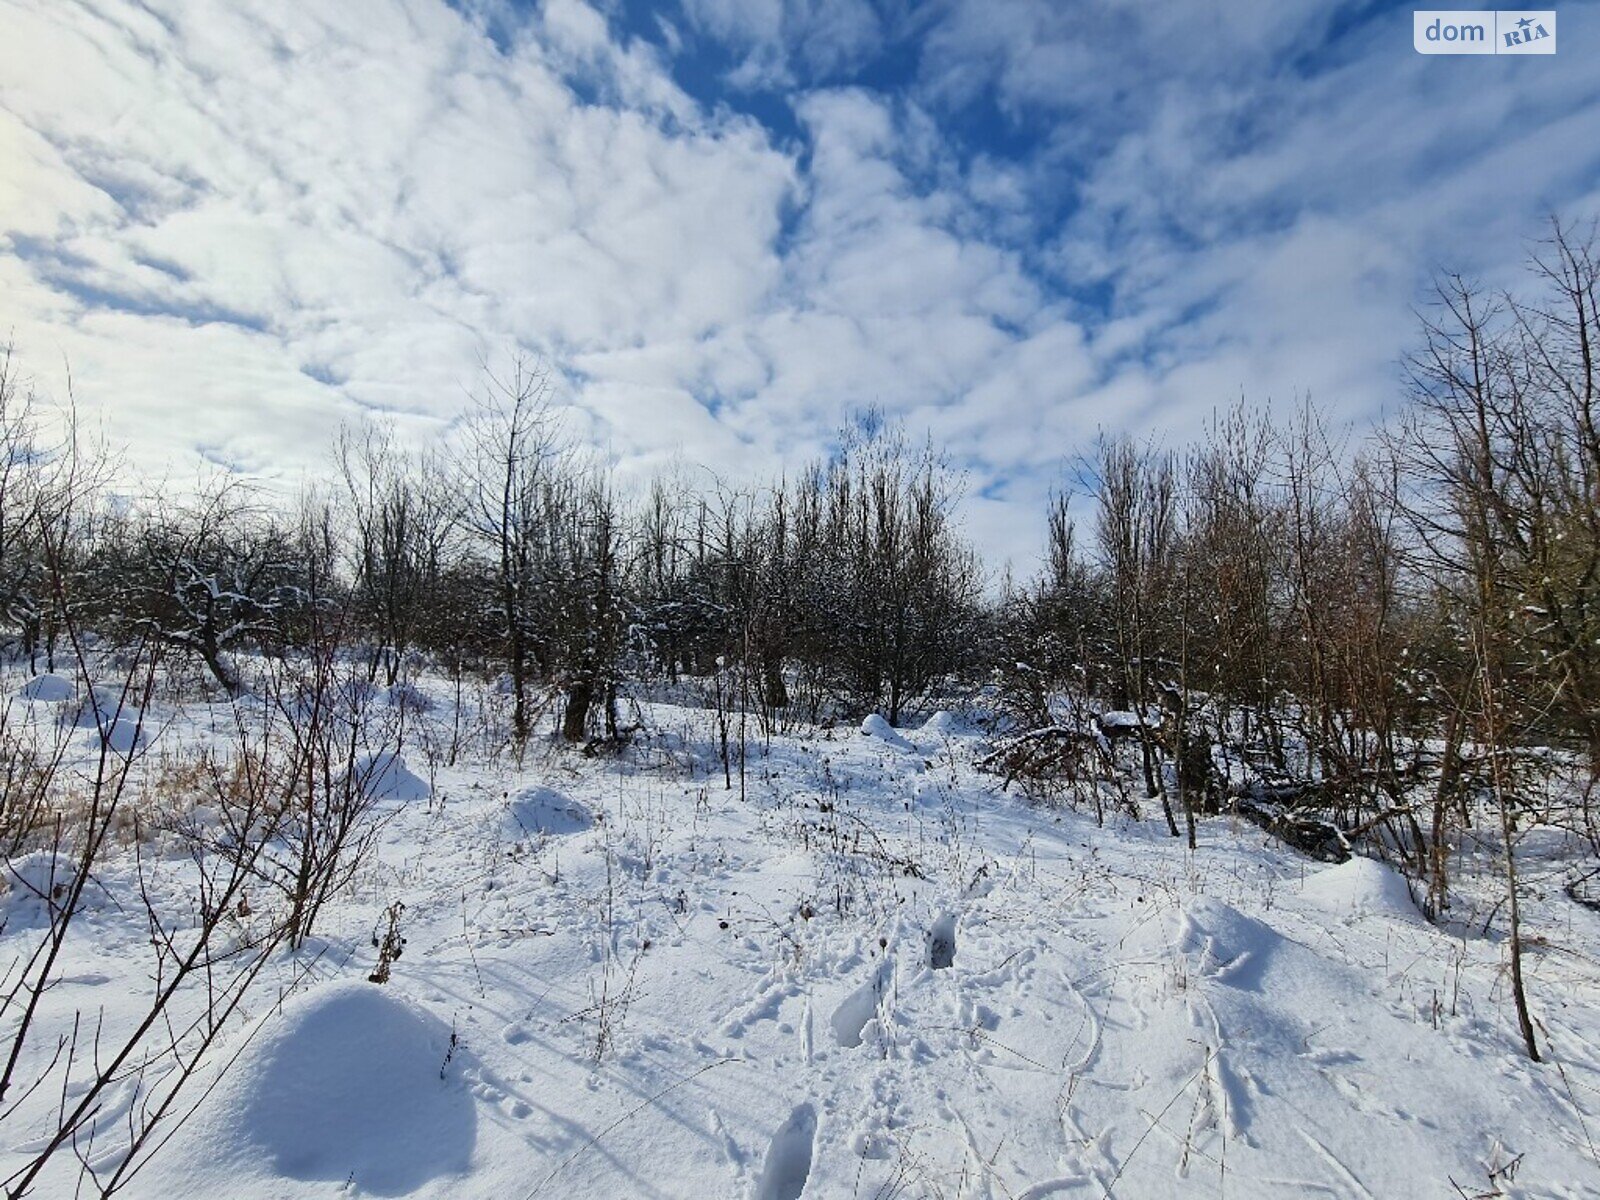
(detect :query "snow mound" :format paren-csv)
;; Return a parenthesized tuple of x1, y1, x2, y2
(1299, 856, 1422, 925)
(1045, 693, 1087, 724)
(920, 709, 966, 735)
(96, 716, 146, 754)
(506, 786, 593, 837)
(15, 673, 73, 703)
(1174, 895, 1283, 990)
(51, 685, 147, 751)
(1, 851, 76, 930)
(386, 681, 432, 712)
(351, 751, 430, 802)
(195, 982, 475, 1195)
(61, 685, 137, 725)
(1096, 710, 1141, 733)
(860, 713, 913, 751)
(60, 689, 148, 753)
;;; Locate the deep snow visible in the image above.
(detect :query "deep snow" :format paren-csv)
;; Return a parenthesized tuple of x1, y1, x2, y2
(4, 670, 1600, 1198)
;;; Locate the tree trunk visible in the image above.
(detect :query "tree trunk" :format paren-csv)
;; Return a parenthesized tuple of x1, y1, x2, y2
(762, 653, 788, 711)
(199, 630, 241, 696)
(562, 680, 593, 742)
(1427, 706, 1463, 919)
(1481, 643, 1540, 1062)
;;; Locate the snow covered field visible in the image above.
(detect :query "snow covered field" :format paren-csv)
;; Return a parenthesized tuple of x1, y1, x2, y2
(5, 673, 1600, 1199)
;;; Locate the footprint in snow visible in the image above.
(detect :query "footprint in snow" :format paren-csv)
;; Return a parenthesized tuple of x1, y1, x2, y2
(754, 1103, 817, 1200)
(927, 912, 957, 970)
(831, 963, 890, 1049)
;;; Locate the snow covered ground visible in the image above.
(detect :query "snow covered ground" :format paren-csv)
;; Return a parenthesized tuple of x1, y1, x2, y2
(5, 673, 1600, 1198)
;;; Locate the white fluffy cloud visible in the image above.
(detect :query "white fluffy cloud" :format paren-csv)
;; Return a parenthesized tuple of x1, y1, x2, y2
(2, 0, 1598, 573)
(0, 1, 794, 471)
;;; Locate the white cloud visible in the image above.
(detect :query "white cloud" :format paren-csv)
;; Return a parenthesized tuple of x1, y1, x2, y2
(680, 0, 884, 89)
(0, 0, 797, 480)
(2, 0, 1598, 577)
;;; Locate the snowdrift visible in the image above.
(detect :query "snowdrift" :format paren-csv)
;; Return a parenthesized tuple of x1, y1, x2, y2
(165, 982, 475, 1196)
(859, 713, 913, 751)
(1299, 855, 1423, 924)
(51, 684, 148, 752)
(505, 786, 594, 838)
(351, 751, 430, 802)
(1, 851, 79, 931)
(13, 673, 73, 703)
(920, 709, 967, 735)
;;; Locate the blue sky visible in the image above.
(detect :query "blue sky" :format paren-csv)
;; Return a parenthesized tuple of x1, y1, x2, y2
(2, 0, 1598, 569)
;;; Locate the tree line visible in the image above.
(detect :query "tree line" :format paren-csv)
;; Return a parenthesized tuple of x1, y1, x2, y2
(0, 353, 985, 743)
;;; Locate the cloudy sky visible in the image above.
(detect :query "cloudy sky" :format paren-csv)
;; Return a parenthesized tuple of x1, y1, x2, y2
(3, 0, 1599, 571)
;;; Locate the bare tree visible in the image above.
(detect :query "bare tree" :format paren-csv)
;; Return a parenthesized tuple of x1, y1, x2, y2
(269, 495, 403, 948)
(337, 421, 460, 687)
(542, 466, 629, 743)
(1399, 268, 1549, 1060)
(97, 482, 299, 695)
(462, 357, 562, 743)
(1094, 436, 1181, 836)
